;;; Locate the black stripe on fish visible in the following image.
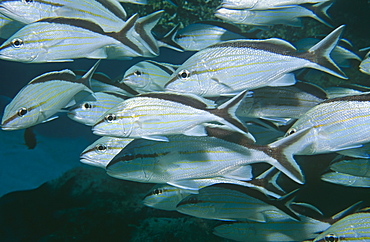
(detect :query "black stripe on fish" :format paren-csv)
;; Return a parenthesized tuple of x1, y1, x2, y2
(321, 92, 370, 104)
(103, 92, 130, 100)
(107, 151, 170, 168)
(139, 92, 209, 110)
(295, 81, 328, 100)
(134, 11, 163, 56)
(146, 60, 177, 75)
(95, 0, 127, 21)
(29, 70, 77, 84)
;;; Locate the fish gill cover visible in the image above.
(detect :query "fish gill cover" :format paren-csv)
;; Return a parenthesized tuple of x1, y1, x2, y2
(0, 0, 369, 241)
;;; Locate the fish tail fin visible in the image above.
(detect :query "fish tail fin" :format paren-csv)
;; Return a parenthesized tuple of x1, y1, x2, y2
(79, 60, 101, 89)
(118, 11, 163, 57)
(277, 189, 301, 221)
(266, 128, 311, 184)
(305, 1, 335, 28)
(213, 90, 255, 142)
(156, 24, 184, 52)
(300, 25, 347, 79)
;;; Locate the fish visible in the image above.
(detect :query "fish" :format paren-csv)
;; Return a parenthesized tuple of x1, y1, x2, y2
(121, 60, 179, 93)
(360, 51, 370, 75)
(1, 61, 100, 130)
(118, 0, 147, 4)
(176, 185, 299, 222)
(215, 3, 333, 28)
(220, 0, 332, 10)
(213, 211, 330, 242)
(68, 92, 128, 126)
(0, 11, 163, 63)
(337, 142, 370, 158)
(174, 21, 263, 51)
(321, 158, 370, 187)
(295, 38, 361, 68)
(143, 184, 194, 211)
(164, 25, 347, 97)
(313, 207, 370, 242)
(80, 136, 134, 169)
(92, 90, 254, 141)
(0, 0, 127, 32)
(236, 81, 327, 121)
(284, 93, 370, 156)
(106, 124, 309, 185)
(0, 13, 24, 39)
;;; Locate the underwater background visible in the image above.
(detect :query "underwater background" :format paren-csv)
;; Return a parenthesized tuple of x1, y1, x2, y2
(0, 0, 370, 241)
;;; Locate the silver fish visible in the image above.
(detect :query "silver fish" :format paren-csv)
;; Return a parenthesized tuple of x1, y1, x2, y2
(80, 136, 134, 169)
(215, 3, 333, 28)
(337, 142, 370, 158)
(0, 0, 127, 32)
(176, 186, 299, 222)
(143, 184, 194, 211)
(1, 61, 99, 130)
(360, 51, 370, 75)
(321, 158, 370, 187)
(92, 91, 253, 141)
(106, 125, 309, 185)
(121, 60, 178, 93)
(236, 81, 327, 121)
(220, 0, 331, 10)
(285, 93, 370, 156)
(0, 11, 163, 63)
(0, 13, 24, 39)
(313, 207, 370, 242)
(68, 92, 128, 126)
(213, 211, 330, 242)
(119, 0, 147, 4)
(174, 21, 261, 51)
(165, 25, 346, 97)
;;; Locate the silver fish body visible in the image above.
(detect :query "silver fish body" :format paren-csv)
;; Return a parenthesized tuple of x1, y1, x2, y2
(321, 158, 370, 187)
(215, 4, 331, 28)
(213, 211, 330, 242)
(143, 184, 194, 211)
(122, 60, 178, 93)
(0, 0, 127, 32)
(220, 0, 331, 10)
(285, 93, 370, 155)
(236, 81, 327, 120)
(0, 11, 162, 63)
(313, 207, 370, 242)
(68, 92, 127, 126)
(106, 125, 308, 185)
(360, 51, 370, 75)
(175, 21, 252, 51)
(176, 186, 297, 222)
(165, 26, 346, 97)
(80, 136, 134, 169)
(92, 91, 252, 141)
(1, 61, 99, 130)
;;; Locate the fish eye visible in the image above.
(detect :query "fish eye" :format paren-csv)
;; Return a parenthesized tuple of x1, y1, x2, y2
(324, 233, 338, 242)
(134, 70, 142, 76)
(152, 189, 163, 195)
(104, 114, 116, 122)
(11, 38, 24, 48)
(178, 69, 190, 79)
(286, 128, 296, 136)
(95, 144, 107, 153)
(82, 103, 92, 110)
(22, 0, 33, 3)
(17, 107, 27, 117)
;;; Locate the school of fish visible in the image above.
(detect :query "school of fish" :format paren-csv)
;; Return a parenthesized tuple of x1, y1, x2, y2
(1, 0, 370, 241)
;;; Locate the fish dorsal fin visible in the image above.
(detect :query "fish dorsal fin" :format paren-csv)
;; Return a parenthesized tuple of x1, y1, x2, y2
(295, 81, 328, 100)
(210, 38, 297, 54)
(29, 69, 76, 85)
(331, 201, 363, 221)
(78, 60, 101, 89)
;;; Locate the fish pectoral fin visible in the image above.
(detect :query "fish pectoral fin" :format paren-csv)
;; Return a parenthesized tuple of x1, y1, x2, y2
(167, 180, 203, 191)
(183, 125, 208, 137)
(140, 135, 169, 142)
(268, 73, 296, 87)
(85, 48, 108, 59)
(41, 116, 59, 123)
(222, 165, 253, 181)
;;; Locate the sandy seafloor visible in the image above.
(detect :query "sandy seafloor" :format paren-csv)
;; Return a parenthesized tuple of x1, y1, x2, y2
(0, 0, 370, 241)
